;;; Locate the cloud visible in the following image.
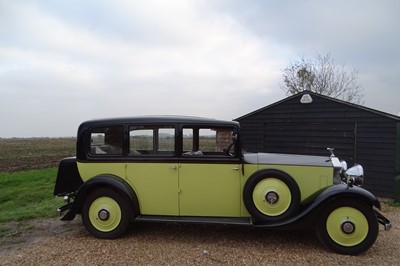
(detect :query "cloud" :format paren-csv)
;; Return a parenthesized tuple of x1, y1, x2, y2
(0, 0, 290, 137)
(220, 0, 400, 114)
(222, 1, 399, 54)
(1, 0, 398, 137)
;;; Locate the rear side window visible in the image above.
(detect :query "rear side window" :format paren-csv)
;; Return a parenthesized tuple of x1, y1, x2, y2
(90, 126, 124, 155)
(129, 126, 175, 156)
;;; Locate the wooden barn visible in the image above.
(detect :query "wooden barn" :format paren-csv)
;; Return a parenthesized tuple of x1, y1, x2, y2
(235, 91, 400, 200)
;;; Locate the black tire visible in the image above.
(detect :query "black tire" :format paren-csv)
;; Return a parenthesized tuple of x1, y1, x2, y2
(315, 199, 379, 255)
(82, 187, 132, 239)
(243, 169, 300, 222)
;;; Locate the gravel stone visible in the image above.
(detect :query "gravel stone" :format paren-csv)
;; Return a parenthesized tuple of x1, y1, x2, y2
(0, 202, 398, 265)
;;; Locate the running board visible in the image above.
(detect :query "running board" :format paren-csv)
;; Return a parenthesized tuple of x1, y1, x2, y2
(135, 215, 252, 226)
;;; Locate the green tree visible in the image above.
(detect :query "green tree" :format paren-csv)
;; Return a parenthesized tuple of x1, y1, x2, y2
(281, 53, 365, 104)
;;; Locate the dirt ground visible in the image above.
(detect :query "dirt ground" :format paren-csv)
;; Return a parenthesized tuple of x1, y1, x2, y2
(0, 203, 399, 265)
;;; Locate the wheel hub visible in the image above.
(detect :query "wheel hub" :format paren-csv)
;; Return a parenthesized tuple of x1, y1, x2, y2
(341, 221, 355, 234)
(265, 191, 279, 205)
(98, 209, 110, 221)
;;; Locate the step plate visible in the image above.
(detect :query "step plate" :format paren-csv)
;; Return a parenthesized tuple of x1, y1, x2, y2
(135, 215, 252, 226)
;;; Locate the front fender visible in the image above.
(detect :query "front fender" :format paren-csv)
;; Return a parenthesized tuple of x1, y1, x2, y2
(309, 184, 381, 210)
(297, 184, 380, 228)
(61, 175, 139, 221)
(255, 184, 381, 229)
(289, 184, 382, 230)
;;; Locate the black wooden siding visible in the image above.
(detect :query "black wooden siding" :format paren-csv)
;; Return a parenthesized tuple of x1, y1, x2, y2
(236, 92, 399, 198)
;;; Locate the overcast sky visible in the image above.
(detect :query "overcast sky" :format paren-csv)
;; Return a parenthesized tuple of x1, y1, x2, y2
(1, 0, 399, 137)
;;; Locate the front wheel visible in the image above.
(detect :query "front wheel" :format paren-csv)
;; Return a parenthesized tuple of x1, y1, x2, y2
(316, 199, 379, 255)
(82, 187, 132, 239)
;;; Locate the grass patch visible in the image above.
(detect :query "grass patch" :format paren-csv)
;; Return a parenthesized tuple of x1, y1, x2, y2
(0, 168, 61, 223)
(388, 201, 400, 207)
(0, 226, 7, 238)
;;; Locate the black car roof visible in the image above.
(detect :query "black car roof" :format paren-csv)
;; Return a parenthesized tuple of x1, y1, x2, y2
(76, 116, 240, 161)
(79, 115, 239, 128)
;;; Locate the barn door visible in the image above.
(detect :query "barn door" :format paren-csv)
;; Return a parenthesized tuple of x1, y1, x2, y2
(263, 122, 356, 164)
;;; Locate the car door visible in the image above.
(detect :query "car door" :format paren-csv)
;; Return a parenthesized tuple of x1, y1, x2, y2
(179, 162, 241, 217)
(178, 127, 241, 217)
(126, 163, 179, 215)
(125, 126, 179, 215)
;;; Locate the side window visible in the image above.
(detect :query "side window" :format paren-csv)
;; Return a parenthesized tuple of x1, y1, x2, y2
(182, 128, 193, 152)
(215, 129, 234, 153)
(130, 129, 154, 154)
(158, 128, 175, 152)
(200, 128, 233, 153)
(129, 126, 175, 156)
(199, 129, 217, 152)
(90, 126, 123, 155)
(183, 127, 234, 156)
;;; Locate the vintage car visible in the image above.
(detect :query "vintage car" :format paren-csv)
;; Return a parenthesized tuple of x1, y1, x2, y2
(54, 116, 391, 255)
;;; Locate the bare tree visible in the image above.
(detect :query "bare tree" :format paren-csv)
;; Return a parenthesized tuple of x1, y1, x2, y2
(281, 53, 365, 104)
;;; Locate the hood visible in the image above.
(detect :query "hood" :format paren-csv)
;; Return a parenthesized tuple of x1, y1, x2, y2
(243, 152, 337, 168)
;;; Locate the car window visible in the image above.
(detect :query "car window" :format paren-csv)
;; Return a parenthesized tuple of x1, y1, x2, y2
(129, 126, 175, 156)
(158, 128, 175, 152)
(89, 126, 124, 155)
(199, 129, 218, 152)
(183, 128, 194, 152)
(183, 127, 234, 156)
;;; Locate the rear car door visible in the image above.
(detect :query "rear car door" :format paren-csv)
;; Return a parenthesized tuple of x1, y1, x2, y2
(125, 126, 179, 215)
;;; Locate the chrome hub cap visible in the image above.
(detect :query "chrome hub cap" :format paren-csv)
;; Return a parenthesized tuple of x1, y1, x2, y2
(341, 221, 356, 234)
(265, 191, 279, 205)
(98, 209, 110, 221)
(253, 178, 292, 217)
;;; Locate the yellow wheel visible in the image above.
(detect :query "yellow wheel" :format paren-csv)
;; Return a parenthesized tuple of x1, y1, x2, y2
(316, 199, 378, 255)
(253, 178, 292, 217)
(243, 170, 300, 222)
(82, 188, 131, 239)
(88, 196, 122, 233)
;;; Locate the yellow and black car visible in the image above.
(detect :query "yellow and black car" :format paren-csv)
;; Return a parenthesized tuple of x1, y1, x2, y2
(54, 116, 391, 255)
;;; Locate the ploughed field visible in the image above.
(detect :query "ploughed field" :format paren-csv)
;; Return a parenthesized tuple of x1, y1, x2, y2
(0, 138, 76, 172)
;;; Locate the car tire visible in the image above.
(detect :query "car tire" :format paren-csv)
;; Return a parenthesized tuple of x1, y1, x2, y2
(315, 199, 379, 255)
(82, 187, 132, 239)
(243, 169, 300, 222)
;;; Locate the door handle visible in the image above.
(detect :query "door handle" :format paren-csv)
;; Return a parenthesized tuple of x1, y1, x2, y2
(231, 167, 240, 171)
(170, 165, 178, 170)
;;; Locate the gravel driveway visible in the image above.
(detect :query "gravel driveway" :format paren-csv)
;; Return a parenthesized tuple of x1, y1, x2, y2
(0, 203, 398, 265)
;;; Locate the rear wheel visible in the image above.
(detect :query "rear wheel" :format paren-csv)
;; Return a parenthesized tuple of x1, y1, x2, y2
(316, 199, 379, 255)
(82, 187, 132, 239)
(243, 170, 300, 222)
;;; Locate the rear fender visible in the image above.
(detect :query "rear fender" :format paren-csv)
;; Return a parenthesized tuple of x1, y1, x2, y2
(61, 175, 139, 221)
(54, 157, 83, 196)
